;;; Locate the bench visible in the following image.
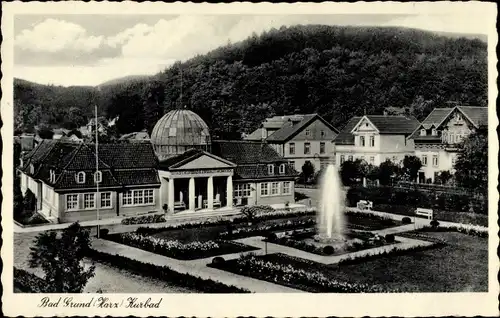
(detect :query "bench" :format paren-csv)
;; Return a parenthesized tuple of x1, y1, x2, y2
(356, 200, 373, 211)
(174, 201, 186, 211)
(415, 208, 433, 220)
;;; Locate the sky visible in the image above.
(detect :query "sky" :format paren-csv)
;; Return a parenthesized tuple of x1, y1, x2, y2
(13, 14, 488, 87)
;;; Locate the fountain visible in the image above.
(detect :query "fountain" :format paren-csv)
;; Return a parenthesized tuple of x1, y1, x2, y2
(315, 159, 347, 244)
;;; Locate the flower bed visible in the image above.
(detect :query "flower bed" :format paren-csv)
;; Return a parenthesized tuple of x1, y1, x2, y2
(218, 217, 315, 239)
(209, 253, 388, 293)
(105, 233, 257, 260)
(121, 214, 166, 225)
(265, 231, 393, 256)
(86, 249, 249, 293)
(14, 268, 52, 293)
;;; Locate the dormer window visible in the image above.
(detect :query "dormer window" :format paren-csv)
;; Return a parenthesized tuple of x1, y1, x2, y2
(76, 171, 86, 184)
(431, 128, 437, 136)
(30, 164, 35, 174)
(49, 170, 56, 183)
(279, 164, 286, 174)
(268, 164, 274, 175)
(420, 129, 426, 136)
(94, 171, 102, 184)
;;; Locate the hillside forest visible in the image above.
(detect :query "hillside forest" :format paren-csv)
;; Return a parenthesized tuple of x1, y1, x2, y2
(13, 25, 487, 139)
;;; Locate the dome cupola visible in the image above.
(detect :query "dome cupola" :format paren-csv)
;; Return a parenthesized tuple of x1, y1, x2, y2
(150, 109, 211, 159)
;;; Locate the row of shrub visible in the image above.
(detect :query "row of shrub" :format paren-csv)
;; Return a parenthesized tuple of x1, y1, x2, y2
(218, 217, 315, 239)
(121, 214, 167, 225)
(418, 224, 488, 238)
(347, 186, 487, 214)
(14, 268, 52, 293)
(336, 242, 445, 266)
(106, 233, 255, 260)
(212, 253, 388, 293)
(85, 249, 250, 293)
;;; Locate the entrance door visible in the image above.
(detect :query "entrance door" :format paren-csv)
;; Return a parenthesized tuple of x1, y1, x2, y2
(418, 172, 425, 184)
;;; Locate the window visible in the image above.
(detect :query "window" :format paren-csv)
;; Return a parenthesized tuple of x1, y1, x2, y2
(271, 182, 280, 195)
(100, 192, 112, 208)
(320, 142, 325, 154)
(133, 190, 144, 205)
(348, 155, 353, 161)
(369, 136, 375, 147)
(304, 143, 311, 155)
(289, 161, 295, 168)
(122, 191, 133, 206)
(360, 136, 365, 147)
(66, 194, 78, 211)
(144, 189, 154, 204)
(392, 156, 397, 162)
(432, 155, 439, 167)
(320, 130, 325, 138)
(305, 129, 311, 137)
(340, 155, 345, 164)
(448, 134, 454, 144)
(49, 170, 55, 183)
(432, 128, 437, 136)
(420, 129, 426, 136)
(268, 164, 274, 175)
(279, 163, 286, 174)
(94, 171, 102, 183)
(76, 171, 86, 184)
(289, 143, 295, 155)
(260, 183, 269, 196)
(83, 193, 95, 209)
(369, 156, 375, 164)
(360, 156, 365, 162)
(283, 181, 291, 195)
(451, 156, 457, 166)
(234, 184, 251, 198)
(422, 155, 428, 166)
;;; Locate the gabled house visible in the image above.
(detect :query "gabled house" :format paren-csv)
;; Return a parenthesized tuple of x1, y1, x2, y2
(211, 140, 299, 207)
(246, 114, 339, 172)
(409, 106, 488, 183)
(18, 140, 161, 223)
(333, 115, 420, 166)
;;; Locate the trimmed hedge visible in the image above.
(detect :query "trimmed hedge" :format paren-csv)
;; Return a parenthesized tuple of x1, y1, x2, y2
(347, 186, 487, 214)
(14, 268, 52, 293)
(86, 249, 249, 293)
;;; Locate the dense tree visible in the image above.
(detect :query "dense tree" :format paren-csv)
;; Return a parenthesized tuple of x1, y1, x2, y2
(340, 159, 364, 186)
(402, 155, 423, 182)
(454, 130, 488, 193)
(14, 25, 487, 139)
(435, 170, 453, 185)
(14, 179, 24, 220)
(29, 222, 95, 293)
(301, 160, 315, 184)
(23, 189, 37, 213)
(378, 160, 400, 186)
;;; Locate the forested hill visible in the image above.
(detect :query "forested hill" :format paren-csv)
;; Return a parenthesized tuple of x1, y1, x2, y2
(14, 25, 487, 139)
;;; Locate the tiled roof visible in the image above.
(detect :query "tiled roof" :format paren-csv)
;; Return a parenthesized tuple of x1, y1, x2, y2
(363, 115, 420, 134)
(409, 106, 488, 140)
(266, 114, 339, 143)
(212, 140, 284, 164)
(458, 106, 488, 127)
(158, 148, 235, 170)
(19, 140, 160, 190)
(243, 128, 264, 141)
(234, 164, 298, 181)
(332, 117, 361, 145)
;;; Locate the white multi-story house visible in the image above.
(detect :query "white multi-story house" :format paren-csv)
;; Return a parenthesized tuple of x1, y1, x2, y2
(408, 106, 488, 183)
(333, 115, 420, 166)
(245, 114, 339, 172)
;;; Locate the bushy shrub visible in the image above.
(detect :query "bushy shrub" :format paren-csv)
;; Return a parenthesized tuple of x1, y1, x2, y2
(402, 217, 412, 224)
(430, 220, 440, 227)
(241, 205, 275, 220)
(14, 268, 52, 293)
(385, 234, 395, 243)
(212, 257, 225, 265)
(323, 245, 335, 255)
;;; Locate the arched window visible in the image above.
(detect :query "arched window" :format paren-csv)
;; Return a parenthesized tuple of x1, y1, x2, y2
(94, 171, 102, 184)
(279, 163, 286, 174)
(431, 128, 437, 136)
(420, 129, 426, 136)
(268, 164, 274, 175)
(76, 172, 86, 184)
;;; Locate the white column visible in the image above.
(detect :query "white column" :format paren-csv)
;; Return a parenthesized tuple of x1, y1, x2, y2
(226, 175, 233, 208)
(189, 177, 195, 211)
(168, 178, 175, 213)
(207, 176, 214, 210)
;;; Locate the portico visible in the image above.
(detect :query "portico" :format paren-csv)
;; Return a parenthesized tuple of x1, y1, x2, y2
(158, 149, 236, 213)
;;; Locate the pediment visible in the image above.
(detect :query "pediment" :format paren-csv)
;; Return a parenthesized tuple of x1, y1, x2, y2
(352, 117, 378, 133)
(172, 153, 235, 170)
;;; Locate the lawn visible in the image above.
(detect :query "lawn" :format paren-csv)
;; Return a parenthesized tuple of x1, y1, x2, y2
(212, 231, 488, 292)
